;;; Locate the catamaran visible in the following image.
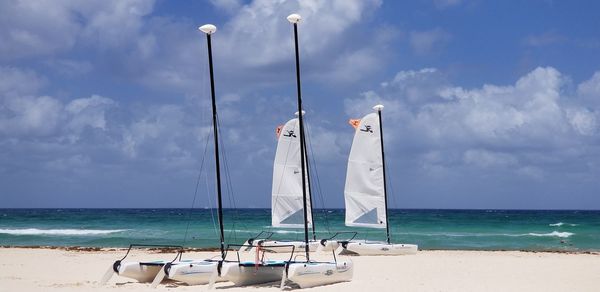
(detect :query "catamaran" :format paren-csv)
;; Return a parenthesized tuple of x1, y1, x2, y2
(320, 105, 418, 256)
(239, 113, 322, 254)
(147, 23, 229, 288)
(280, 13, 354, 289)
(99, 243, 186, 284)
(100, 24, 228, 288)
(152, 23, 297, 288)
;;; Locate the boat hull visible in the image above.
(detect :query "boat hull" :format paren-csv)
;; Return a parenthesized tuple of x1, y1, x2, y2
(221, 261, 284, 286)
(343, 241, 418, 256)
(318, 240, 339, 252)
(285, 260, 353, 288)
(166, 260, 222, 285)
(117, 261, 165, 283)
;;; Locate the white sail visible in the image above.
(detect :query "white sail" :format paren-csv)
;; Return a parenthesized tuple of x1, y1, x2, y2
(344, 113, 386, 228)
(272, 118, 312, 228)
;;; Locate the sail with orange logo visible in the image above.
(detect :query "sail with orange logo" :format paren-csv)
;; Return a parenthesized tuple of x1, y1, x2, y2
(272, 118, 312, 228)
(344, 113, 386, 228)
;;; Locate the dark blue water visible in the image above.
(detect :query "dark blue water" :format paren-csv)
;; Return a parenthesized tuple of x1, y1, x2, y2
(1, 209, 599, 251)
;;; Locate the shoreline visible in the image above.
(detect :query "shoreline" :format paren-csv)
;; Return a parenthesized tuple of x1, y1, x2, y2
(2, 245, 599, 255)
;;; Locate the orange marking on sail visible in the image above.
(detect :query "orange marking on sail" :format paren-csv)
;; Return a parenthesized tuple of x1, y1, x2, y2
(275, 125, 283, 138)
(348, 119, 361, 129)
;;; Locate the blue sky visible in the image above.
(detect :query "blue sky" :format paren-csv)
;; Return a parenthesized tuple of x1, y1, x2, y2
(1, 0, 599, 209)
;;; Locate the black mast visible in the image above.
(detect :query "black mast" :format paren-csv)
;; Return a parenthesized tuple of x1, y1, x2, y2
(201, 25, 226, 259)
(375, 106, 391, 244)
(288, 14, 310, 261)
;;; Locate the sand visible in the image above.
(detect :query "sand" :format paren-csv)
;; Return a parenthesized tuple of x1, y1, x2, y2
(1, 247, 599, 292)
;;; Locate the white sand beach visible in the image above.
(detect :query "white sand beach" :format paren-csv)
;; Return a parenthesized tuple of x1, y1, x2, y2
(1, 248, 599, 292)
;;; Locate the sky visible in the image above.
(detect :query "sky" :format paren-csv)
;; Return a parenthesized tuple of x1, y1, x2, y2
(1, 0, 599, 209)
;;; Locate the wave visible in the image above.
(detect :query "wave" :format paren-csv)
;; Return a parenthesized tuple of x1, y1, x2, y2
(527, 231, 574, 238)
(548, 222, 578, 227)
(0, 228, 127, 236)
(396, 231, 574, 238)
(274, 230, 303, 234)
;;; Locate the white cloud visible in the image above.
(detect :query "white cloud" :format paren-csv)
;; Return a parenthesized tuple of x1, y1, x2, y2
(566, 108, 597, 136)
(0, 67, 118, 142)
(44, 59, 93, 76)
(409, 28, 452, 55)
(463, 149, 517, 168)
(577, 71, 600, 108)
(0, 95, 63, 136)
(210, 0, 243, 12)
(0, 0, 155, 60)
(523, 31, 567, 47)
(345, 66, 600, 181)
(79, 0, 155, 49)
(202, 0, 386, 86)
(0, 66, 45, 96)
(65, 95, 116, 139)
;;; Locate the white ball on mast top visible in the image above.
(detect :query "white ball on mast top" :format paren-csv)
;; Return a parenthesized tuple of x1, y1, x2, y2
(373, 104, 384, 111)
(287, 13, 302, 24)
(198, 24, 217, 34)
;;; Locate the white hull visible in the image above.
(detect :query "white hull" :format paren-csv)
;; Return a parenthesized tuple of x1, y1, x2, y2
(165, 260, 222, 285)
(221, 261, 284, 286)
(285, 260, 353, 288)
(342, 241, 418, 256)
(240, 239, 320, 254)
(318, 240, 339, 252)
(117, 261, 165, 283)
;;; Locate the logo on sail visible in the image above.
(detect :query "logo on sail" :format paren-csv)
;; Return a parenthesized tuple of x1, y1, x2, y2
(360, 125, 373, 133)
(348, 119, 361, 129)
(283, 130, 297, 138)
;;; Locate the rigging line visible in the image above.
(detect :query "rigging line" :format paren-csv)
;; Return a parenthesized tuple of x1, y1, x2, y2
(182, 130, 213, 245)
(206, 167, 218, 240)
(216, 115, 251, 242)
(304, 121, 331, 234)
(204, 117, 218, 240)
(215, 115, 235, 242)
(387, 161, 400, 238)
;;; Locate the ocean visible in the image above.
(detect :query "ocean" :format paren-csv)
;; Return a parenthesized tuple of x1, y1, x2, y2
(1, 209, 599, 251)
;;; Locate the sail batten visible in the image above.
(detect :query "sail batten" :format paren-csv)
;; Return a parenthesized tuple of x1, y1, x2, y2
(344, 113, 387, 229)
(272, 118, 312, 228)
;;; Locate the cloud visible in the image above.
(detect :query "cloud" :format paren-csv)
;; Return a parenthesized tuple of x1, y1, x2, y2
(210, 0, 243, 12)
(44, 59, 93, 76)
(0, 0, 391, 96)
(523, 31, 567, 47)
(345, 67, 600, 181)
(577, 71, 600, 108)
(203, 0, 386, 86)
(0, 0, 155, 60)
(0, 66, 45, 96)
(0, 95, 63, 137)
(409, 28, 452, 55)
(463, 149, 517, 168)
(65, 95, 115, 136)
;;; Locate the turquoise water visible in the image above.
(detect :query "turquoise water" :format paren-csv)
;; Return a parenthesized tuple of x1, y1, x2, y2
(1, 209, 599, 251)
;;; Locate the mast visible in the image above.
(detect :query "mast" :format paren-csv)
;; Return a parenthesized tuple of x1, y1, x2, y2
(374, 104, 391, 244)
(287, 13, 310, 261)
(199, 24, 226, 259)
